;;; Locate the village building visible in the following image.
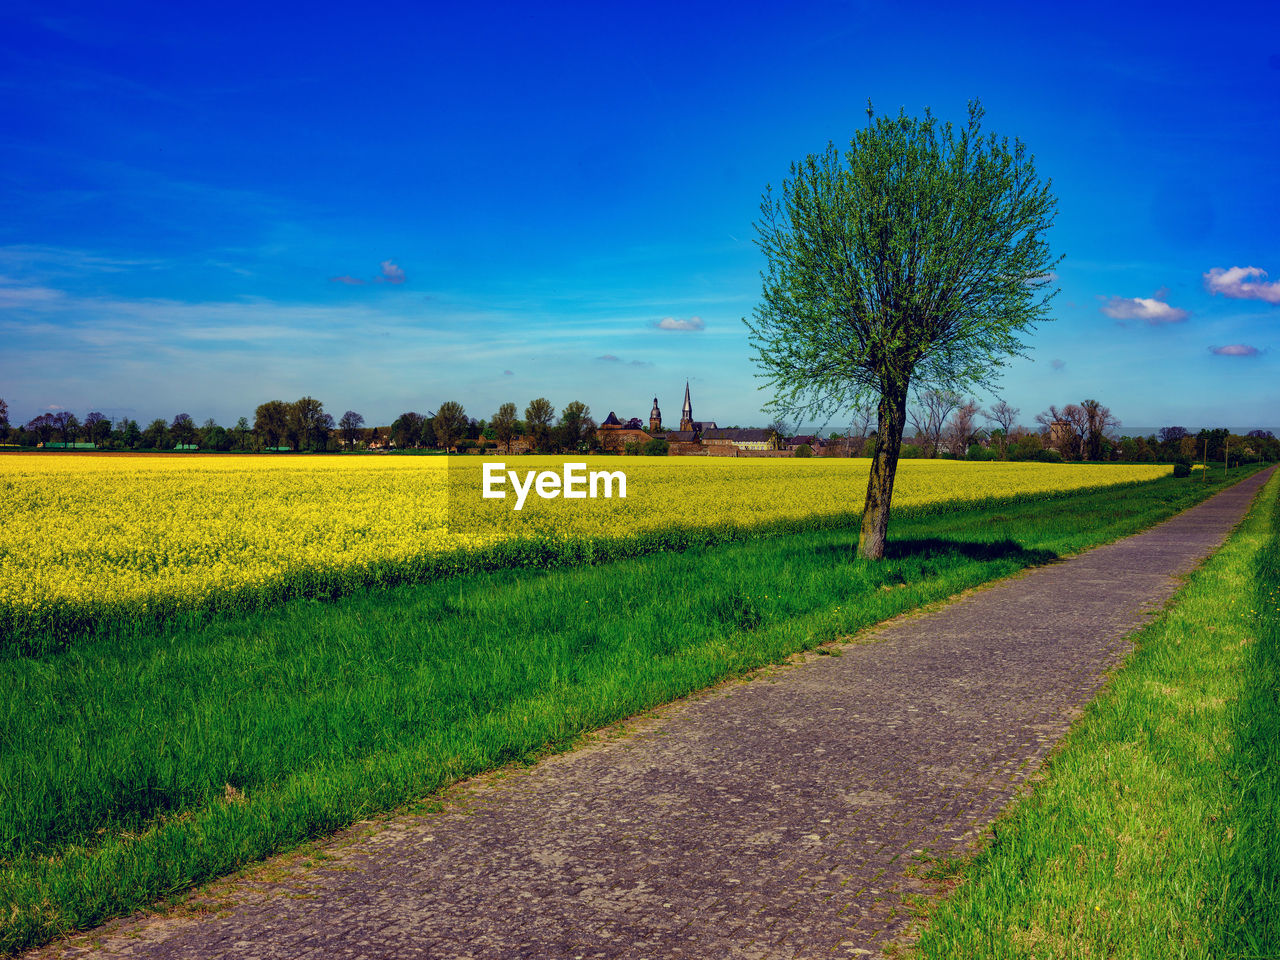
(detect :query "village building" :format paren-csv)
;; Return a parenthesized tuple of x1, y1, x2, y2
(600, 382, 795, 456)
(785, 434, 827, 453)
(703, 428, 773, 451)
(1047, 419, 1074, 454)
(660, 382, 718, 446)
(596, 411, 653, 454)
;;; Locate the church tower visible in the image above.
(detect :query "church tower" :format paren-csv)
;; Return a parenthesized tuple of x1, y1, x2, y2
(649, 397, 662, 433)
(679, 381, 694, 432)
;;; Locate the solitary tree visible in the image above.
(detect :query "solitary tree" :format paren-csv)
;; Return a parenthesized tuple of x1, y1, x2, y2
(254, 401, 290, 450)
(84, 411, 110, 446)
(434, 401, 468, 453)
(117, 417, 142, 449)
(26, 413, 55, 445)
(745, 100, 1059, 558)
(557, 400, 596, 453)
(289, 396, 327, 451)
(339, 410, 365, 449)
(52, 410, 79, 446)
(908, 388, 960, 458)
(943, 399, 983, 458)
(230, 416, 252, 450)
(391, 411, 425, 449)
(140, 418, 170, 449)
(524, 397, 555, 452)
(1080, 399, 1119, 461)
(170, 413, 197, 448)
(492, 402, 518, 453)
(986, 400, 1020, 459)
(200, 418, 228, 451)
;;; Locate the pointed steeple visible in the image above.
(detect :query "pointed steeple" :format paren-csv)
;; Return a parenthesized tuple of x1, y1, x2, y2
(680, 381, 694, 432)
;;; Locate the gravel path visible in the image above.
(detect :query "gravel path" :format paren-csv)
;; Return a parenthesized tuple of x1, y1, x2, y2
(30, 468, 1274, 960)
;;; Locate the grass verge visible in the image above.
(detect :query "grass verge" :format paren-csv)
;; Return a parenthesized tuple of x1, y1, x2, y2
(905, 468, 1279, 959)
(0, 468, 1265, 954)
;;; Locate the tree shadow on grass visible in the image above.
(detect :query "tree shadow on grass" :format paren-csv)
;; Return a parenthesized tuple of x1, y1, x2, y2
(804, 538, 1059, 566)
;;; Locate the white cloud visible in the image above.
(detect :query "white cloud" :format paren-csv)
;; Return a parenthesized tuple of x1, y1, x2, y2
(1203, 266, 1280, 303)
(377, 260, 406, 284)
(0, 282, 65, 307)
(1100, 295, 1189, 324)
(654, 315, 705, 331)
(1210, 344, 1260, 357)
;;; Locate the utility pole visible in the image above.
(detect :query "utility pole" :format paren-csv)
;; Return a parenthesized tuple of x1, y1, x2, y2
(1204, 439, 1209, 483)
(1225, 438, 1229, 476)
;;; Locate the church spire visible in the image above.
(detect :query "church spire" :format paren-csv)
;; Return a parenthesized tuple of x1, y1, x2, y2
(679, 381, 694, 432)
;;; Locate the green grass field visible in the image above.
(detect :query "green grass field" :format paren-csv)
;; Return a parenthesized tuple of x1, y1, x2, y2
(907, 468, 1279, 959)
(0, 468, 1265, 954)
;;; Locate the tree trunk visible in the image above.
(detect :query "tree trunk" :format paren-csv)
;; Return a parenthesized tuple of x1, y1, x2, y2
(857, 385, 909, 560)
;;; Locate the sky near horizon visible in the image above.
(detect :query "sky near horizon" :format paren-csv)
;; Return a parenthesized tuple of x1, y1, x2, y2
(1, 0, 1277, 433)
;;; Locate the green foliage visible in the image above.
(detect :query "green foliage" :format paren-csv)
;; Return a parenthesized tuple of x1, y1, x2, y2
(491, 402, 518, 452)
(433, 401, 468, 452)
(557, 400, 595, 452)
(745, 99, 1060, 422)
(794, 443, 813, 458)
(1034, 448, 1064, 463)
(524, 398, 555, 452)
(966, 443, 996, 461)
(643, 438, 669, 457)
(744, 99, 1060, 559)
(1173, 460, 1192, 478)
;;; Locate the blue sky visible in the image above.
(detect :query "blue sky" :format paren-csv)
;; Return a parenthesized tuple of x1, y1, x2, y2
(1, 0, 1277, 432)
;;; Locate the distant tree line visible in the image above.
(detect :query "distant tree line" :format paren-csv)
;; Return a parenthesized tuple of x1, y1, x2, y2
(1, 392, 1275, 464)
(812, 393, 1279, 467)
(389, 398, 601, 454)
(0, 395, 616, 455)
(0, 396, 346, 453)
(880, 391, 1280, 466)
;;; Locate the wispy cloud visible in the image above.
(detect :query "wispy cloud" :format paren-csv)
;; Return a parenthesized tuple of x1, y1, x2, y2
(654, 315, 705, 331)
(1051, 358, 1066, 371)
(377, 260, 406, 284)
(1209, 344, 1260, 357)
(596, 353, 653, 367)
(1203, 266, 1280, 303)
(1099, 295, 1189, 324)
(0, 244, 162, 278)
(0, 281, 65, 307)
(329, 260, 406, 286)
(503, 369, 514, 376)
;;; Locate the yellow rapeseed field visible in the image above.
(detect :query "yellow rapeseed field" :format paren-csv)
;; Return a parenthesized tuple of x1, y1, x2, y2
(0, 454, 1168, 634)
